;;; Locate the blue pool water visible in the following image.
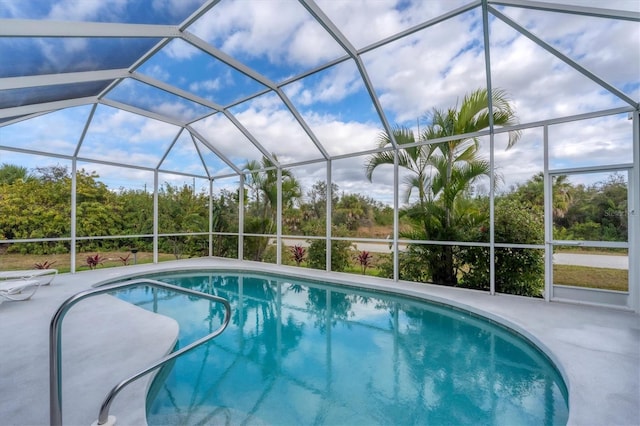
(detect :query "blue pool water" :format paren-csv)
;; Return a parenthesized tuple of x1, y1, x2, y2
(113, 270, 569, 425)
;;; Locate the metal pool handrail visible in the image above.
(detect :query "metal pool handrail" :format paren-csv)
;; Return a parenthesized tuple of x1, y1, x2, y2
(49, 278, 232, 426)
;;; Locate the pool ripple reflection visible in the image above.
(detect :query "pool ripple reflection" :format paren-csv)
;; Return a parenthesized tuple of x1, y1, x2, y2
(113, 271, 569, 426)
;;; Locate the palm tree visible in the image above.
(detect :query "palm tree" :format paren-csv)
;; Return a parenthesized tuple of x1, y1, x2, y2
(243, 154, 302, 260)
(551, 174, 573, 219)
(513, 172, 574, 218)
(244, 154, 301, 224)
(0, 163, 30, 185)
(365, 88, 520, 285)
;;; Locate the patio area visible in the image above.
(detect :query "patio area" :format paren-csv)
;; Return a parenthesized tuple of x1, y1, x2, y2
(0, 258, 638, 425)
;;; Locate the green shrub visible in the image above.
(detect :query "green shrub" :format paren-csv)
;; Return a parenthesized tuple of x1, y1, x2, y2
(307, 232, 353, 272)
(459, 199, 544, 296)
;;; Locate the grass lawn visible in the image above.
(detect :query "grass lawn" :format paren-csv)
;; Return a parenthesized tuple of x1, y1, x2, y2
(555, 247, 627, 256)
(0, 251, 177, 273)
(553, 264, 628, 292)
(2, 251, 628, 293)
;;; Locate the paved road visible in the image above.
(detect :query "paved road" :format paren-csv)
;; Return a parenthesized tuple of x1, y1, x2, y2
(283, 239, 629, 270)
(553, 253, 628, 270)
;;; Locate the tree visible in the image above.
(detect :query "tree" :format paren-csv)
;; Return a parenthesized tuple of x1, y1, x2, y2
(551, 174, 574, 220)
(35, 165, 70, 183)
(157, 182, 208, 258)
(245, 154, 302, 223)
(306, 180, 338, 220)
(0, 166, 116, 253)
(119, 189, 154, 237)
(557, 173, 628, 242)
(210, 189, 239, 258)
(76, 169, 123, 246)
(334, 193, 367, 231)
(0, 163, 30, 185)
(307, 227, 353, 272)
(513, 172, 574, 219)
(294, 180, 338, 236)
(366, 88, 520, 286)
(460, 198, 545, 296)
(244, 154, 302, 260)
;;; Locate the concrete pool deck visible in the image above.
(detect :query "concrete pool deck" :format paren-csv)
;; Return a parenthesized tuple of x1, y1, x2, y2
(0, 257, 638, 426)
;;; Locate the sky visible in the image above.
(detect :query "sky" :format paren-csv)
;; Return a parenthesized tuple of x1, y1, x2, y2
(0, 0, 638, 205)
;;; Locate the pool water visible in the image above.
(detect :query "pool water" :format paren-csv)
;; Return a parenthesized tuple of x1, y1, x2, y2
(114, 271, 569, 425)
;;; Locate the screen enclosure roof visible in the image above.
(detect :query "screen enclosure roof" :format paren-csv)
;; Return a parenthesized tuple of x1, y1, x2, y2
(0, 0, 638, 182)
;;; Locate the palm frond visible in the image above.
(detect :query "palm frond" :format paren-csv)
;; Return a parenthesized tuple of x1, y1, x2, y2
(457, 88, 489, 131)
(453, 140, 480, 163)
(365, 151, 396, 181)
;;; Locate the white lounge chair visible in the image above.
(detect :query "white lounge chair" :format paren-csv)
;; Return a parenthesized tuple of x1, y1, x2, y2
(0, 279, 42, 302)
(0, 269, 58, 286)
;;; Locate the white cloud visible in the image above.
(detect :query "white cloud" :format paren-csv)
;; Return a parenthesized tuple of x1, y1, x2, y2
(191, 113, 265, 165)
(547, 114, 634, 169)
(0, 1, 29, 18)
(47, 0, 128, 22)
(189, 0, 344, 72)
(189, 78, 222, 92)
(494, 130, 544, 190)
(3, 0, 638, 195)
(162, 38, 202, 61)
(143, 64, 171, 82)
(231, 95, 323, 164)
(134, 117, 180, 142)
(0, 106, 91, 155)
(76, 107, 181, 168)
(317, 0, 403, 48)
(361, 10, 487, 123)
(498, 6, 640, 101)
(152, 100, 201, 122)
(287, 19, 347, 66)
(283, 60, 363, 107)
(316, 0, 470, 49)
(151, 0, 204, 20)
(308, 113, 382, 157)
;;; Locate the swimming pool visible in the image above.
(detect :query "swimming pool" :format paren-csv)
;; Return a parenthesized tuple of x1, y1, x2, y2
(113, 270, 569, 425)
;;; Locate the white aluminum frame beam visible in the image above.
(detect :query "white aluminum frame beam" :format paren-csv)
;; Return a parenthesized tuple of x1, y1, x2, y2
(156, 128, 185, 170)
(631, 111, 640, 313)
(0, 19, 181, 38)
(190, 133, 213, 179)
(180, 31, 329, 160)
(490, 6, 639, 109)
(187, 126, 244, 175)
(73, 103, 97, 158)
(181, 31, 276, 91)
(221, 110, 278, 166)
(489, 0, 640, 21)
(482, 0, 497, 295)
(0, 69, 129, 91)
(0, 97, 97, 119)
(131, 72, 224, 111)
(179, 0, 225, 31)
(99, 98, 184, 127)
(0, 144, 74, 160)
(0, 111, 49, 128)
(299, 0, 399, 150)
(360, 1, 481, 54)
